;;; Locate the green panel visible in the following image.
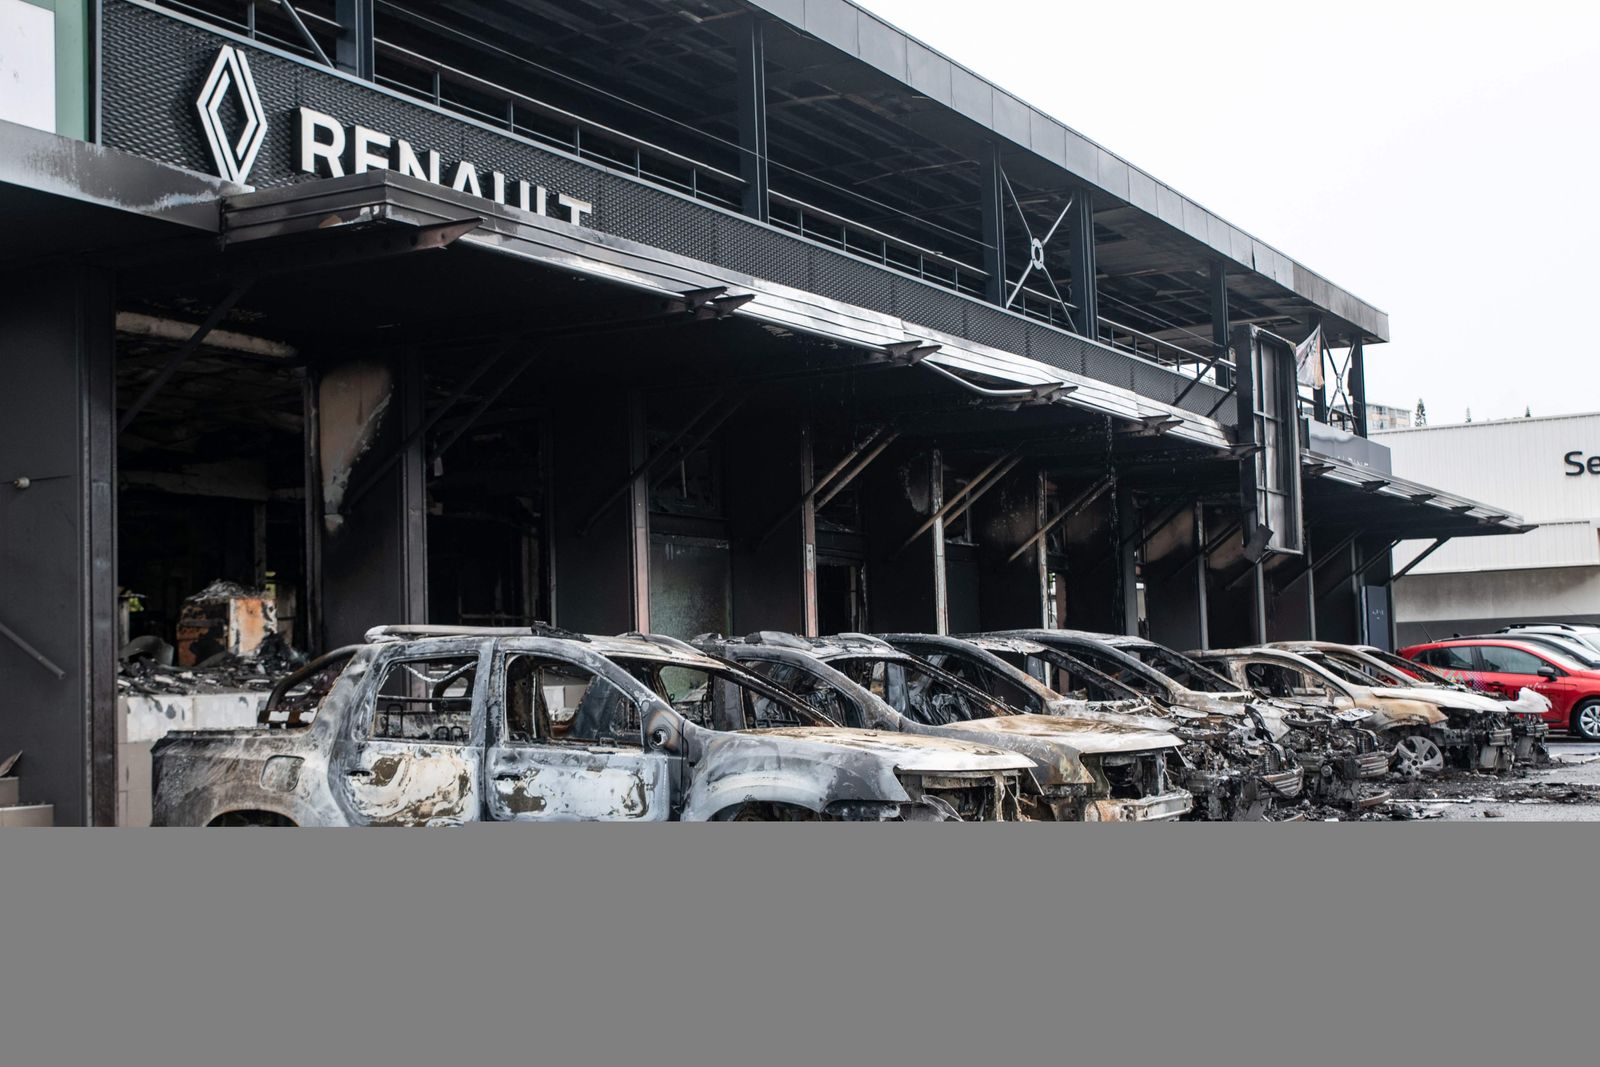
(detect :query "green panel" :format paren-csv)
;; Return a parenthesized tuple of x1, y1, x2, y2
(17, 0, 87, 139)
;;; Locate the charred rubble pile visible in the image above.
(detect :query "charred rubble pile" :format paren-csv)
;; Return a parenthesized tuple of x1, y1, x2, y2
(117, 580, 307, 697)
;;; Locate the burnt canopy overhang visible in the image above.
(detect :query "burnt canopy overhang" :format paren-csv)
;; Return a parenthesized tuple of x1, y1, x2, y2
(216, 169, 1236, 451)
(0, 119, 235, 267)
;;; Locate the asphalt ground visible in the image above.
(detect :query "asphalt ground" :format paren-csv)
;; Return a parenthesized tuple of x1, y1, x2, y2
(1387, 740, 1600, 822)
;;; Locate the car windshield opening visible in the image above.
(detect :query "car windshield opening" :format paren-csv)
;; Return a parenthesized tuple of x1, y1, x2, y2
(1125, 645, 1238, 694)
(827, 655, 1000, 726)
(614, 657, 840, 731)
(1303, 653, 1388, 688)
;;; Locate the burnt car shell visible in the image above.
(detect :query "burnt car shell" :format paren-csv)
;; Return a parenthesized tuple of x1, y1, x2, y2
(695, 632, 1191, 822)
(983, 630, 1305, 820)
(1267, 641, 1519, 775)
(152, 628, 1032, 824)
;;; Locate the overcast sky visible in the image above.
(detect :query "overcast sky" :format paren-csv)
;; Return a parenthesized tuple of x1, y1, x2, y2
(857, 0, 1600, 425)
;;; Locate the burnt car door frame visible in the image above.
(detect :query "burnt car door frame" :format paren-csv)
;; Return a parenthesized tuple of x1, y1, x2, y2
(330, 638, 492, 826)
(484, 640, 679, 822)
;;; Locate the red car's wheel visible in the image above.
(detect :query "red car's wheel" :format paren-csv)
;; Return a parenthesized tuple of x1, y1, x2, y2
(1571, 701, 1600, 742)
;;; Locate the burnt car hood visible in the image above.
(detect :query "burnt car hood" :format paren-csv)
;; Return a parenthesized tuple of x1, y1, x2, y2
(1042, 699, 1173, 732)
(1370, 687, 1502, 717)
(739, 727, 1032, 774)
(942, 715, 1180, 754)
(1157, 690, 1292, 741)
(1361, 692, 1451, 729)
(929, 715, 1179, 791)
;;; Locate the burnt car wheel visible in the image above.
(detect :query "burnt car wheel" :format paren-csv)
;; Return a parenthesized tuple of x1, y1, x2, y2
(1391, 735, 1446, 779)
(723, 802, 822, 822)
(1572, 701, 1600, 742)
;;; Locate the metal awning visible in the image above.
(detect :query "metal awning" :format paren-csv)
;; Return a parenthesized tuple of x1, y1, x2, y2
(1301, 450, 1531, 539)
(221, 169, 1236, 452)
(0, 120, 233, 268)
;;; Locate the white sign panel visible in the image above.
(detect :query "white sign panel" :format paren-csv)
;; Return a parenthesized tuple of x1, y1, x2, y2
(0, 0, 56, 133)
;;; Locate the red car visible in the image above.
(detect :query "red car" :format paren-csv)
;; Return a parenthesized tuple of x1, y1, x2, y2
(1398, 638, 1600, 741)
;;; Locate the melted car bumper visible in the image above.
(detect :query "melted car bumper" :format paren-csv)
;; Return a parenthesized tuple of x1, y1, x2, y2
(1083, 789, 1194, 822)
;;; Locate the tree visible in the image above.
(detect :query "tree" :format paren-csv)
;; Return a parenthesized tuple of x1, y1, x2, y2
(1526, 405, 1533, 418)
(1415, 399, 1427, 427)
(1465, 407, 1473, 423)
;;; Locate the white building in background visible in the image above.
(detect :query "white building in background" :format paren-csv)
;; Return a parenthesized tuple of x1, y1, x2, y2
(1375, 413, 1600, 643)
(1365, 403, 1413, 431)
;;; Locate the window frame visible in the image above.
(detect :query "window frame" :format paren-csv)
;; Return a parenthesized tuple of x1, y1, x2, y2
(359, 647, 487, 747)
(497, 652, 647, 748)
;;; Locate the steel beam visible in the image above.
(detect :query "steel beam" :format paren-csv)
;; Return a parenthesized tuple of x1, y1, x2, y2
(755, 428, 898, 547)
(117, 278, 253, 433)
(1320, 540, 1401, 591)
(275, 1, 334, 68)
(1006, 475, 1113, 564)
(1390, 538, 1449, 583)
(893, 449, 1024, 557)
(578, 391, 732, 536)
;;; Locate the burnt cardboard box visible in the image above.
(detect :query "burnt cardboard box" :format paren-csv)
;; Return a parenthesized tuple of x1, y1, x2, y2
(176, 592, 276, 666)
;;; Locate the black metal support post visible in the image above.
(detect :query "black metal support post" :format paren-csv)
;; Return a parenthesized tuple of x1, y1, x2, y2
(1209, 259, 1232, 388)
(735, 14, 770, 223)
(980, 142, 1006, 304)
(1067, 188, 1098, 339)
(1350, 338, 1368, 437)
(335, 0, 375, 81)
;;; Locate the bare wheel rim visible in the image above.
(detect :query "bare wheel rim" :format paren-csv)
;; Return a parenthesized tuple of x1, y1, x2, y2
(1392, 735, 1445, 778)
(1578, 705, 1600, 740)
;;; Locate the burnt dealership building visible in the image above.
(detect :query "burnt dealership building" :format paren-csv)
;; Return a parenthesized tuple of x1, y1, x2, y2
(1, 0, 1527, 824)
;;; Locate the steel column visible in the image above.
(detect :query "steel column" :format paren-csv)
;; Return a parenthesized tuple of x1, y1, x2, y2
(1350, 338, 1368, 437)
(800, 422, 819, 636)
(980, 143, 1006, 305)
(931, 450, 949, 635)
(1067, 188, 1098, 338)
(628, 390, 651, 632)
(1209, 259, 1232, 389)
(735, 14, 770, 222)
(398, 348, 428, 625)
(0, 269, 117, 824)
(1194, 504, 1211, 648)
(335, 0, 375, 81)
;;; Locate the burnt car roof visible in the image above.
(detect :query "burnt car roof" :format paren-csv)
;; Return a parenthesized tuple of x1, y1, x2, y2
(991, 628, 1144, 649)
(892, 633, 1053, 655)
(361, 625, 722, 667)
(707, 631, 903, 659)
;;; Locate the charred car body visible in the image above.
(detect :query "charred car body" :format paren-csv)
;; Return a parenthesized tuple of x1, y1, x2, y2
(1200, 645, 1515, 778)
(986, 630, 1304, 820)
(1295, 643, 1549, 766)
(151, 626, 1033, 825)
(891, 632, 1385, 812)
(692, 631, 1191, 822)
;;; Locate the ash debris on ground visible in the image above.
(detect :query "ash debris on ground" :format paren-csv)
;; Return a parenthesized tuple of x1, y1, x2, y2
(1381, 754, 1600, 820)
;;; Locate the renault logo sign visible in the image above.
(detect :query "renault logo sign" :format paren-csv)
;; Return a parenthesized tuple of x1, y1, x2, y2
(196, 45, 266, 183)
